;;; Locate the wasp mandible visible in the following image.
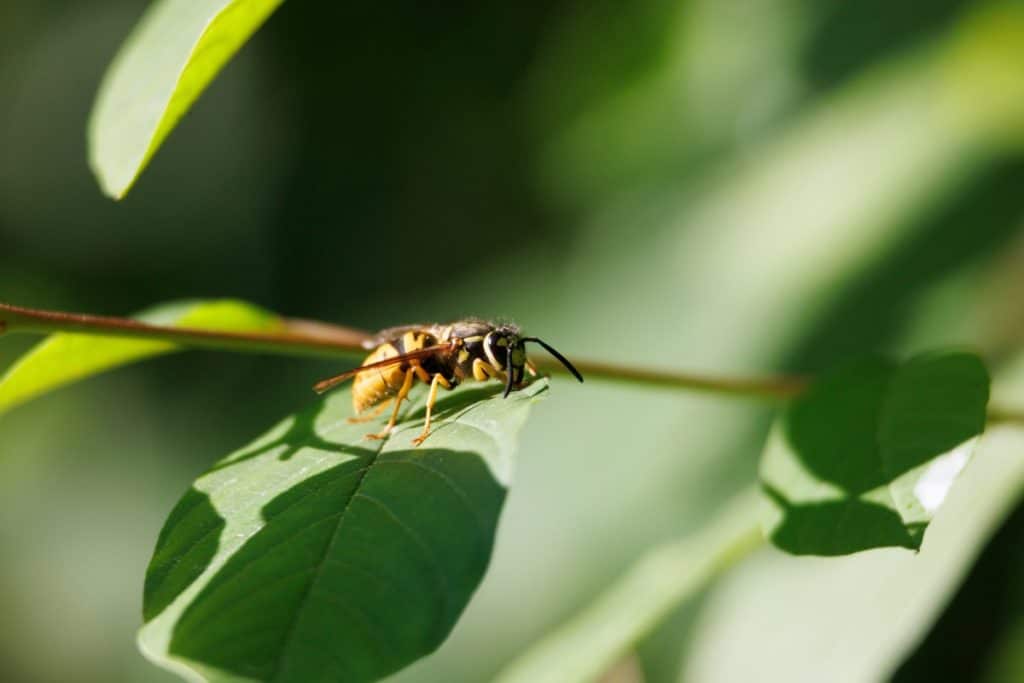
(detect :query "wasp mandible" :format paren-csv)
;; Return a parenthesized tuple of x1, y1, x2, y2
(313, 319, 583, 446)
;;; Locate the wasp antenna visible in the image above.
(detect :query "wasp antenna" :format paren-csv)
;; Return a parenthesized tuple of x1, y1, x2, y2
(523, 337, 584, 383)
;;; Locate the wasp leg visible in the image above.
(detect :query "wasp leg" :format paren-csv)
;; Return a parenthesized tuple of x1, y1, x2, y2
(411, 361, 432, 383)
(346, 400, 391, 424)
(472, 357, 503, 382)
(412, 373, 452, 447)
(365, 368, 415, 441)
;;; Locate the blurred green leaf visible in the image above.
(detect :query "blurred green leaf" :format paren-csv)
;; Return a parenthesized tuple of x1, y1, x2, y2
(686, 422, 1024, 683)
(941, 2, 1024, 147)
(0, 300, 281, 417)
(494, 490, 762, 683)
(984, 616, 1024, 683)
(139, 380, 546, 683)
(395, 18, 1020, 679)
(760, 351, 989, 555)
(88, 0, 284, 199)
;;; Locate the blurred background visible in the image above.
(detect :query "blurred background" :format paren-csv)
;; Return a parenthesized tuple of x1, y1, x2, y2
(2, 0, 1024, 681)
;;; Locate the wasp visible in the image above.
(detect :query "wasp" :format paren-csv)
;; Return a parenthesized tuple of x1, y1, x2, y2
(313, 319, 583, 446)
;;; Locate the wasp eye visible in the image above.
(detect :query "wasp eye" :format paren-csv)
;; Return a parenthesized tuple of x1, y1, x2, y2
(482, 333, 504, 369)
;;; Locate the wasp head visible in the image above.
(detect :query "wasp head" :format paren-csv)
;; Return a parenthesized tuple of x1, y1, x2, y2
(484, 324, 584, 398)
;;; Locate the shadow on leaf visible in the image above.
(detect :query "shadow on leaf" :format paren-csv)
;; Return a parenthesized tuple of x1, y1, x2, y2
(783, 356, 894, 495)
(411, 384, 504, 421)
(211, 383, 514, 471)
(762, 484, 916, 555)
(784, 353, 989, 496)
(168, 446, 505, 683)
(763, 352, 989, 556)
(210, 398, 366, 470)
(144, 488, 225, 621)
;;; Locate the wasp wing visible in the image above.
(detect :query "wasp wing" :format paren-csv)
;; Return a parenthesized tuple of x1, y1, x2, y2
(362, 323, 438, 349)
(312, 343, 452, 394)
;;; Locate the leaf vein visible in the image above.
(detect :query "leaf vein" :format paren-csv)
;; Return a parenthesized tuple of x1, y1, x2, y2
(353, 492, 452, 632)
(378, 458, 490, 553)
(269, 420, 393, 681)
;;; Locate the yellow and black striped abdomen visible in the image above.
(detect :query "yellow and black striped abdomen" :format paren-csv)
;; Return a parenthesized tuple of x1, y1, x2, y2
(351, 331, 434, 413)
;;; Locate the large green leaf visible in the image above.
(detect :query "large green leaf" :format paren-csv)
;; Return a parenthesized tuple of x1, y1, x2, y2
(139, 379, 547, 682)
(0, 300, 281, 417)
(760, 351, 989, 555)
(88, 0, 284, 199)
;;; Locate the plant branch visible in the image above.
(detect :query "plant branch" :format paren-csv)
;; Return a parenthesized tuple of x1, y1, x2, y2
(0, 301, 810, 400)
(0, 301, 368, 359)
(3, 302, 1023, 422)
(534, 358, 808, 399)
(984, 404, 1024, 425)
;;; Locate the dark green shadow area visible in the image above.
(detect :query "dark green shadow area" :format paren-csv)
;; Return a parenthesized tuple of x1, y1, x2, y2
(167, 447, 504, 683)
(877, 351, 989, 478)
(144, 383, 518, 620)
(144, 400, 374, 622)
(144, 488, 225, 621)
(762, 484, 916, 555)
(141, 382, 542, 681)
(784, 353, 988, 492)
(417, 384, 504, 418)
(765, 351, 988, 555)
(209, 397, 354, 470)
(211, 381, 513, 471)
(785, 355, 895, 495)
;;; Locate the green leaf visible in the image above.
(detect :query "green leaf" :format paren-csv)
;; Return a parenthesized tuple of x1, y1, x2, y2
(493, 490, 762, 683)
(685, 422, 1024, 682)
(88, 0, 284, 199)
(760, 351, 989, 555)
(0, 299, 281, 417)
(139, 380, 547, 683)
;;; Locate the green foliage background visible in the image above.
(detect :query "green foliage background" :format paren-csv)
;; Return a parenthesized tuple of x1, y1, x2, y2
(3, 1, 1024, 681)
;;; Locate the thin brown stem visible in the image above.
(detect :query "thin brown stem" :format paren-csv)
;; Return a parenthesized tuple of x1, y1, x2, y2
(985, 405, 1024, 425)
(532, 358, 809, 400)
(0, 301, 369, 358)
(3, 301, 1023, 421)
(0, 301, 810, 400)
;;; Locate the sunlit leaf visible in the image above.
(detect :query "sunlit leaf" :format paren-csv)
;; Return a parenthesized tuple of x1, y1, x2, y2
(0, 300, 281, 417)
(759, 351, 989, 555)
(685, 423, 1024, 682)
(88, 0, 284, 199)
(139, 380, 547, 683)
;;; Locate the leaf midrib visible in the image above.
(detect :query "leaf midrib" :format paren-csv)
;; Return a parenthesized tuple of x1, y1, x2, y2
(268, 425, 391, 682)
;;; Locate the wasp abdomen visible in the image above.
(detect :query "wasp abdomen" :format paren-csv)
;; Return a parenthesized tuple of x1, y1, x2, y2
(351, 331, 436, 413)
